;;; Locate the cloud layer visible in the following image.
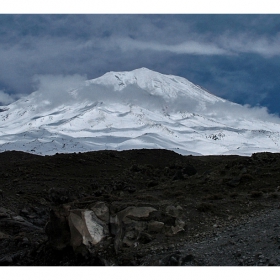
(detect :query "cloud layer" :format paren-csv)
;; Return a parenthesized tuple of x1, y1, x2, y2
(0, 90, 16, 105)
(0, 15, 280, 116)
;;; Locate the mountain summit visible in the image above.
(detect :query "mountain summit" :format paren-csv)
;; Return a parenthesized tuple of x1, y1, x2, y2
(91, 67, 224, 102)
(0, 68, 280, 155)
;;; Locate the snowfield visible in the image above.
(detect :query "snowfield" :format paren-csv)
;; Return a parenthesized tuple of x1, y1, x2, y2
(0, 67, 280, 156)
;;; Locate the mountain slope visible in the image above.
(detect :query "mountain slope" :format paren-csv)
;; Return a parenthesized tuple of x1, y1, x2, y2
(0, 67, 280, 155)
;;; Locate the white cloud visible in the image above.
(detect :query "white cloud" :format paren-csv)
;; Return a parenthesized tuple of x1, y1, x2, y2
(217, 33, 280, 57)
(32, 74, 87, 108)
(204, 101, 280, 124)
(114, 37, 230, 56)
(112, 33, 280, 57)
(0, 90, 18, 105)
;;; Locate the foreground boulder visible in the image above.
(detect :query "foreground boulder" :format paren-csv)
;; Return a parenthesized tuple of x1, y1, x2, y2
(68, 209, 109, 254)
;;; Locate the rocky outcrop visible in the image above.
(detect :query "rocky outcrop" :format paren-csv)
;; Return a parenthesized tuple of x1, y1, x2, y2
(45, 201, 186, 258)
(111, 206, 157, 253)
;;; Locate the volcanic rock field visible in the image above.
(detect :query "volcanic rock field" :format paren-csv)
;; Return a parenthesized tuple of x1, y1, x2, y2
(1, 149, 280, 266)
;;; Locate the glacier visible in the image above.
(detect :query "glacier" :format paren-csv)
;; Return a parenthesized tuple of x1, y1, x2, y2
(0, 67, 280, 156)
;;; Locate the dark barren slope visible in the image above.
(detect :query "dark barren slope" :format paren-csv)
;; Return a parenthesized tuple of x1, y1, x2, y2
(1, 149, 280, 266)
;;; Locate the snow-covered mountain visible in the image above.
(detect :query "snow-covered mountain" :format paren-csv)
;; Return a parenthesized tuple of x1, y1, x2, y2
(0, 67, 280, 156)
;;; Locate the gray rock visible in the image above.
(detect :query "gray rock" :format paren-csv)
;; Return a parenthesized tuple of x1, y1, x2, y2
(0, 231, 10, 239)
(111, 206, 157, 253)
(22, 237, 30, 245)
(0, 256, 13, 265)
(20, 208, 29, 216)
(68, 209, 109, 253)
(148, 221, 165, 233)
(90, 202, 110, 223)
(166, 205, 183, 218)
(165, 218, 186, 236)
(123, 231, 137, 247)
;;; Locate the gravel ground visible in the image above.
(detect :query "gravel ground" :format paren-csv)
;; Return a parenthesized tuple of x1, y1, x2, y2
(185, 208, 280, 265)
(141, 203, 280, 266)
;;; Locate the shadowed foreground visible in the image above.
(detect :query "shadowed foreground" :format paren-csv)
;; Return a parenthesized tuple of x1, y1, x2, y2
(1, 149, 280, 265)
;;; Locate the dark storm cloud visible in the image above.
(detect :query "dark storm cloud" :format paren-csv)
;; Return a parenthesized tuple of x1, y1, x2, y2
(0, 14, 280, 115)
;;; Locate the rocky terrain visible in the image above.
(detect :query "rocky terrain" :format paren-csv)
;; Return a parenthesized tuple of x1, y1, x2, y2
(1, 149, 280, 266)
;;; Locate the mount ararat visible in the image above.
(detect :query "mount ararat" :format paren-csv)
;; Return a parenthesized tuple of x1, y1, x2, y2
(0, 67, 279, 156)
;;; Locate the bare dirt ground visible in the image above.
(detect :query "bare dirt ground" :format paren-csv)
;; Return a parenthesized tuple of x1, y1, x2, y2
(1, 149, 280, 266)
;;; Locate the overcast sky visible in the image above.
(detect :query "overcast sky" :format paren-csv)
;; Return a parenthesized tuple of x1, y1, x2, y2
(0, 7, 280, 116)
